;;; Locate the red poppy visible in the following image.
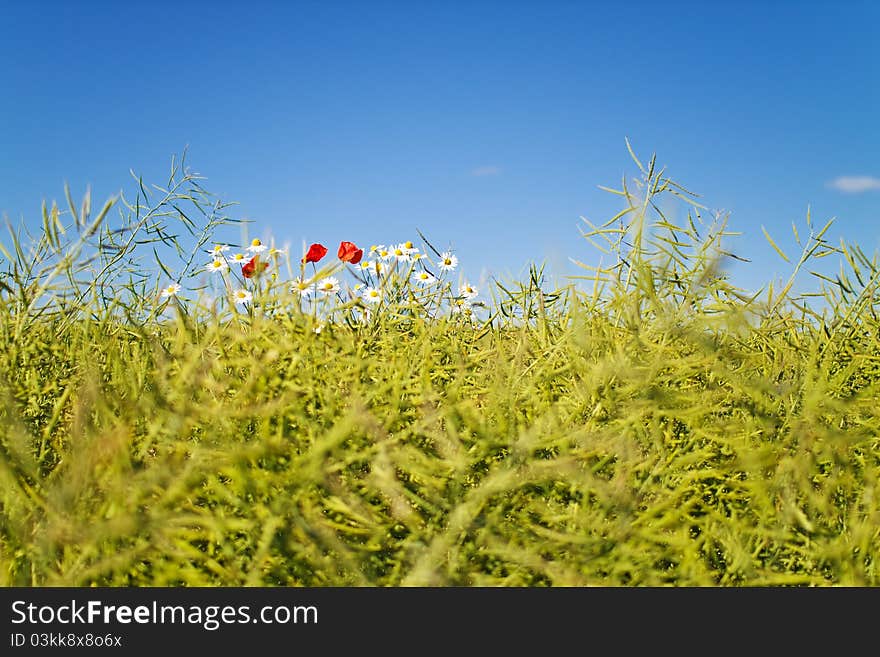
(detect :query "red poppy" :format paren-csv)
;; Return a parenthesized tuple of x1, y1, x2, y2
(337, 240, 364, 264)
(242, 255, 269, 279)
(303, 243, 328, 263)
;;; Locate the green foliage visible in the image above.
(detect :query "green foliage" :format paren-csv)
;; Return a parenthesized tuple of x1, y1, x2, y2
(1, 146, 879, 586)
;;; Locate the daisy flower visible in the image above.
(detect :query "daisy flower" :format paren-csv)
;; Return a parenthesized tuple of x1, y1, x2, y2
(318, 276, 340, 295)
(206, 244, 230, 257)
(459, 282, 478, 299)
(438, 252, 458, 272)
(413, 270, 437, 285)
(377, 246, 393, 261)
(450, 298, 471, 315)
(268, 245, 288, 257)
(160, 282, 181, 298)
(247, 238, 268, 254)
(291, 277, 316, 297)
(361, 260, 386, 275)
(390, 243, 411, 262)
(206, 259, 229, 274)
(369, 244, 385, 255)
(227, 252, 250, 265)
(361, 287, 382, 304)
(232, 288, 252, 305)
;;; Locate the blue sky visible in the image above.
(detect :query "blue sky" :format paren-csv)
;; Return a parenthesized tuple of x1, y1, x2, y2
(2, 0, 878, 297)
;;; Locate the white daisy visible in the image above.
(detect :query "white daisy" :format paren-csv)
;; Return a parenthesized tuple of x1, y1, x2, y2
(227, 252, 249, 265)
(390, 243, 411, 262)
(438, 252, 458, 271)
(206, 259, 229, 274)
(361, 287, 382, 304)
(160, 283, 181, 298)
(232, 288, 252, 305)
(247, 238, 268, 254)
(291, 278, 316, 297)
(206, 244, 230, 257)
(450, 298, 471, 315)
(459, 282, 478, 299)
(413, 270, 437, 285)
(318, 276, 340, 295)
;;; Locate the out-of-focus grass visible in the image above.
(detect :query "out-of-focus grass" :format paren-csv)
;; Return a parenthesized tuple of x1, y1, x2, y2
(1, 146, 878, 586)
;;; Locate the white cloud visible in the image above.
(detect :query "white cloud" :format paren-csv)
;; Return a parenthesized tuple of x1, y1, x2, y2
(471, 165, 501, 177)
(827, 176, 880, 193)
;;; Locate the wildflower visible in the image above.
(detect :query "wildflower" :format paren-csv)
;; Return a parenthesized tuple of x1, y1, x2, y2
(391, 243, 411, 262)
(160, 282, 181, 298)
(362, 260, 385, 275)
(450, 298, 470, 315)
(291, 277, 316, 296)
(227, 252, 249, 265)
(318, 276, 340, 295)
(413, 270, 437, 285)
(206, 259, 229, 274)
(438, 252, 458, 271)
(361, 286, 382, 303)
(338, 240, 364, 264)
(242, 255, 269, 279)
(459, 282, 478, 299)
(268, 245, 288, 257)
(232, 288, 252, 305)
(303, 243, 328, 263)
(377, 246, 392, 261)
(206, 244, 230, 257)
(247, 238, 268, 254)
(370, 244, 385, 254)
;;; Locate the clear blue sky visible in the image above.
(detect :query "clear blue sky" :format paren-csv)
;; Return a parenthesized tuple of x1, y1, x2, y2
(2, 0, 878, 297)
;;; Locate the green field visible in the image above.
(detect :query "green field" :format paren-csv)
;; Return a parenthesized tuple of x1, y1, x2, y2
(2, 149, 878, 586)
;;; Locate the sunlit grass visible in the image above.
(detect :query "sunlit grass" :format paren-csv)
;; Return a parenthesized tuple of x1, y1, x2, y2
(1, 145, 878, 586)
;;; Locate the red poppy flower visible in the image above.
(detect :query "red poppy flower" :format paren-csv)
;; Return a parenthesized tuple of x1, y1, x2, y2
(337, 240, 364, 264)
(242, 255, 269, 279)
(303, 243, 328, 263)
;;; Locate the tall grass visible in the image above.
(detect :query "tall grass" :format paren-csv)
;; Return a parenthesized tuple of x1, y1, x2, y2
(1, 145, 878, 586)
